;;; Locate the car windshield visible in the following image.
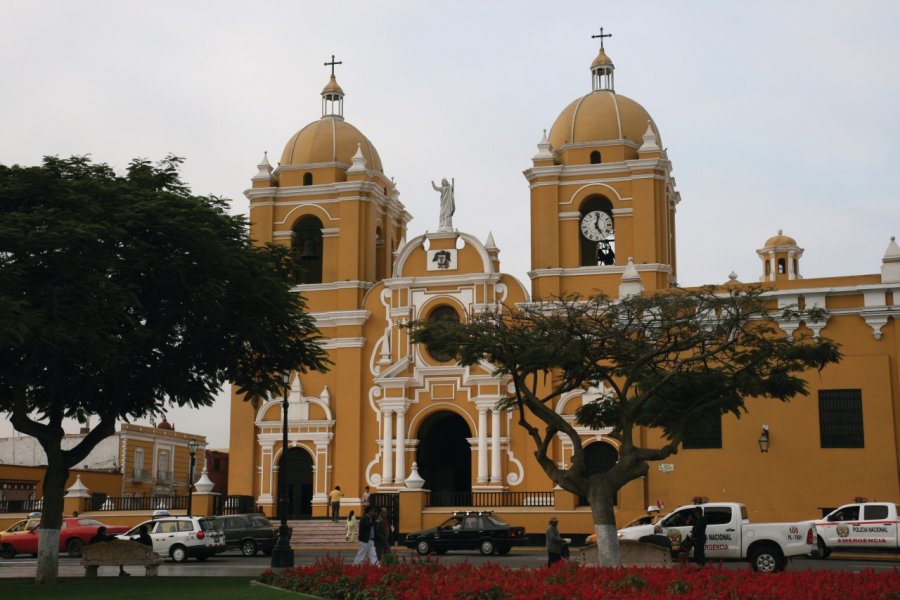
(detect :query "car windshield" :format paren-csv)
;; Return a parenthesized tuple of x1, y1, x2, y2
(77, 519, 104, 527)
(486, 516, 508, 527)
(124, 522, 150, 536)
(250, 515, 272, 527)
(439, 517, 463, 529)
(199, 518, 218, 531)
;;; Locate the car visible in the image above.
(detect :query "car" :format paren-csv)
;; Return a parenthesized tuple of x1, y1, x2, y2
(0, 514, 130, 558)
(585, 506, 666, 544)
(814, 502, 900, 557)
(403, 511, 526, 556)
(117, 511, 225, 563)
(215, 513, 277, 557)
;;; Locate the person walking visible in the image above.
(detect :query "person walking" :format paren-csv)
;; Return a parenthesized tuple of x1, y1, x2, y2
(361, 485, 372, 507)
(345, 510, 358, 542)
(330, 485, 344, 522)
(374, 507, 392, 562)
(691, 507, 708, 565)
(352, 506, 378, 565)
(546, 517, 564, 567)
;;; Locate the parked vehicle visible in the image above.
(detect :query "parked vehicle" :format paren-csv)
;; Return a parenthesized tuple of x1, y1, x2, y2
(0, 514, 129, 558)
(814, 502, 900, 558)
(117, 511, 225, 562)
(215, 513, 277, 557)
(618, 502, 817, 572)
(586, 506, 666, 544)
(403, 511, 526, 556)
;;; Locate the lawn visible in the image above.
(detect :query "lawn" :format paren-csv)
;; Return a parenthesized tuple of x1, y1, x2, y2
(0, 577, 320, 599)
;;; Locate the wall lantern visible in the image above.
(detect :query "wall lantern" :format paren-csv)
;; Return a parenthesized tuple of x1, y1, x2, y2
(758, 425, 770, 453)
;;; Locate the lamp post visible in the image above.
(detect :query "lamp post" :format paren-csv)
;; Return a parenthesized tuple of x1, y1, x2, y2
(271, 371, 295, 568)
(187, 439, 198, 516)
(758, 425, 770, 453)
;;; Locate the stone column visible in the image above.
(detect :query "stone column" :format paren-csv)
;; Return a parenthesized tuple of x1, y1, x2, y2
(477, 408, 489, 483)
(383, 408, 394, 485)
(394, 409, 406, 484)
(490, 409, 501, 483)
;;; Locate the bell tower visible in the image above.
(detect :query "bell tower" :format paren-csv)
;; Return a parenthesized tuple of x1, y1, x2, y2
(245, 57, 410, 312)
(525, 35, 680, 300)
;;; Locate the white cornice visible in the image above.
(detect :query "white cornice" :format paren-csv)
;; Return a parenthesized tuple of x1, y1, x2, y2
(290, 280, 374, 293)
(529, 173, 666, 189)
(321, 337, 366, 349)
(528, 263, 672, 279)
(311, 310, 370, 328)
(386, 272, 504, 289)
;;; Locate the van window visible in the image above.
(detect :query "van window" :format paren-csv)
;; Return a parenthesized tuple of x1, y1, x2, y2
(178, 521, 194, 532)
(704, 507, 733, 525)
(829, 506, 860, 522)
(864, 505, 888, 520)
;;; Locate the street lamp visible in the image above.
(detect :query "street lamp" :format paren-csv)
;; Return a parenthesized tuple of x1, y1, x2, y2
(758, 425, 770, 453)
(271, 370, 295, 568)
(187, 438, 199, 516)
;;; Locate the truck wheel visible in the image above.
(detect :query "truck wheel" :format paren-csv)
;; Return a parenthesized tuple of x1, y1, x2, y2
(750, 544, 785, 573)
(241, 539, 258, 557)
(816, 536, 831, 559)
(479, 539, 495, 556)
(170, 544, 188, 563)
(415, 539, 432, 555)
(0, 545, 14, 559)
(66, 538, 84, 558)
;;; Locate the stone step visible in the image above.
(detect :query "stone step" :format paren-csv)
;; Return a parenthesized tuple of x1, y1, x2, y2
(287, 519, 355, 547)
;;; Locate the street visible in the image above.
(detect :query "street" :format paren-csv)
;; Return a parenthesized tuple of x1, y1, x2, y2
(0, 549, 896, 578)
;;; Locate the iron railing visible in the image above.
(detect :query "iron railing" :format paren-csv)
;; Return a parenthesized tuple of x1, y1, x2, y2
(213, 495, 255, 515)
(0, 499, 42, 514)
(92, 495, 188, 511)
(426, 491, 554, 508)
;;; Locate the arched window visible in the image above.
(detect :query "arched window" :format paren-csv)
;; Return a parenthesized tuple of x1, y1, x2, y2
(303, 172, 313, 186)
(792, 258, 798, 276)
(778, 258, 786, 274)
(292, 215, 324, 284)
(579, 196, 615, 267)
(425, 305, 460, 362)
(590, 151, 602, 164)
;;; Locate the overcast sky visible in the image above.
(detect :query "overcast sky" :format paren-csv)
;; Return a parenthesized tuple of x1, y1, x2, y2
(2, 1, 898, 449)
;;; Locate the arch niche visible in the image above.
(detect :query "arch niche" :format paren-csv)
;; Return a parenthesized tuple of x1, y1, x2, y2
(579, 195, 615, 266)
(278, 447, 314, 519)
(292, 215, 324, 284)
(415, 410, 472, 504)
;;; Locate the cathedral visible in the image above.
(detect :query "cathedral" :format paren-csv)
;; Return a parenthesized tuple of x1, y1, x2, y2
(228, 42, 900, 532)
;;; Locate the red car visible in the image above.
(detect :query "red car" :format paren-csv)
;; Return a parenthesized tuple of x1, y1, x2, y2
(0, 515, 130, 558)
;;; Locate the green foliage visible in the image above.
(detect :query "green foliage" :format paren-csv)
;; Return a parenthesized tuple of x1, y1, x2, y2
(0, 155, 330, 575)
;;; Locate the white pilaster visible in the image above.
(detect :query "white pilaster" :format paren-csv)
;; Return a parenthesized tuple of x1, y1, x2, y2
(477, 408, 489, 483)
(383, 409, 394, 485)
(490, 409, 501, 483)
(394, 410, 406, 483)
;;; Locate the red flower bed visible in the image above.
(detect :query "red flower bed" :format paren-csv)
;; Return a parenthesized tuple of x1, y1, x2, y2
(260, 557, 900, 599)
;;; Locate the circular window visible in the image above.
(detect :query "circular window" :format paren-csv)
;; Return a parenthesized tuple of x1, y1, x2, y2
(426, 306, 460, 362)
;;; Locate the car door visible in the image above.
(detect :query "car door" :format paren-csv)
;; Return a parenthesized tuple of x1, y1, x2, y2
(821, 504, 860, 548)
(152, 519, 179, 554)
(659, 507, 695, 550)
(701, 506, 740, 558)
(857, 504, 897, 548)
(459, 516, 481, 550)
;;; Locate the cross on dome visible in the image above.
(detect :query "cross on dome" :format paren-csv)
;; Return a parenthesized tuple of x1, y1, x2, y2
(590, 28, 615, 92)
(321, 54, 345, 118)
(324, 54, 343, 76)
(591, 27, 612, 50)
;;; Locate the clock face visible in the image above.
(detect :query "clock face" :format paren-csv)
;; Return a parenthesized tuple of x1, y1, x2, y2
(580, 210, 613, 241)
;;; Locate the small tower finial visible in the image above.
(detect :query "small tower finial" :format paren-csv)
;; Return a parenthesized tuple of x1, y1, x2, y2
(590, 28, 615, 92)
(321, 54, 345, 118)
(591, 27, 612, 50)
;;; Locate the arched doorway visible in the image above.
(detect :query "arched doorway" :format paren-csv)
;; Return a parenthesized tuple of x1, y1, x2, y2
(278, 448, 313, 519)
(416, 411, 472, 505)
(580, 441, 619, 506)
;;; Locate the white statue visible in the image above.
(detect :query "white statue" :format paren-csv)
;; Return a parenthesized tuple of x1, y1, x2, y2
(432, 178, 455, 231)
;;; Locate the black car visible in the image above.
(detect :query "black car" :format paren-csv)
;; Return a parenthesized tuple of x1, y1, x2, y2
(403, 511, 526, 556)
(215, 513, 277, 557)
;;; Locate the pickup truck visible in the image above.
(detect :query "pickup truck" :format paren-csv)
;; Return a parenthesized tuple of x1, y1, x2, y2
(814, 502, 900, 557)
(618, 502, 816, 572)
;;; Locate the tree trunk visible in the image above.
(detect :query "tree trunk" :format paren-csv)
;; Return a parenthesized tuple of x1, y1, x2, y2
(588, 489, 620, 567)
(34, 454, 69, 584)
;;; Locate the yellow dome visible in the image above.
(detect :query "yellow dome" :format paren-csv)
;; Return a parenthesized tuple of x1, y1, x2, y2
(548, 91, 656, 149)
(763, 230, 798, 248)
(321, 74, 344, 100)
(280, 117, 383, 173)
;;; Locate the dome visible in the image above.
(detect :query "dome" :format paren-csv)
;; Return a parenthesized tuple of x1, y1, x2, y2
(591, 48, 613, 69)
(157, 416, 173, 431)
(280, 116, 383, 173)
(548, 91, 657, 150)
(763, 230, 798, 248)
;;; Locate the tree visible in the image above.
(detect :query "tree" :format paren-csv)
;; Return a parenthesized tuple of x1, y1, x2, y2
(410, 287, 841, 566)
(0, 155, 329, 583)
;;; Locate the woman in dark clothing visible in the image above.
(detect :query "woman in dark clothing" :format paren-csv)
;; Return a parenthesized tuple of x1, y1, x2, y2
(137, 524, 153, 547)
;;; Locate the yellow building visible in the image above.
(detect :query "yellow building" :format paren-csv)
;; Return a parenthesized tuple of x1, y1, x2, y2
(228, 44, 899, 531)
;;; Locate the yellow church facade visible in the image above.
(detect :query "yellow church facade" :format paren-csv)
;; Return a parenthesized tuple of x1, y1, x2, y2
(228, 45, 900, 533)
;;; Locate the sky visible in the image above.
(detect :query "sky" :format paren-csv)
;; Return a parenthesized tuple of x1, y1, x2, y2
(2, 1, 899, 449)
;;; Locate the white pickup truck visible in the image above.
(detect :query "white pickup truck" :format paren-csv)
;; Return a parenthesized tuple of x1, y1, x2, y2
(618, 502, 817, 572)
(814, 502, 900, 557)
